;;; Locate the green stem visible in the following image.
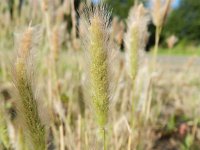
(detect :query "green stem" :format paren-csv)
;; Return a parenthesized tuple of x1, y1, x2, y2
(152, 26, 162, 71)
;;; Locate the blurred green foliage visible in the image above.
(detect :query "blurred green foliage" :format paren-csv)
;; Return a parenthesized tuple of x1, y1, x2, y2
(104, 0, 145, 19)
(105, 0, 134, 19)
(158, 44, 200, 56)
(164, 0, 200, 43)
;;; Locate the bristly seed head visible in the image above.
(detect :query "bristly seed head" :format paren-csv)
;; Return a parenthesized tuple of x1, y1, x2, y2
(18, 27, 33, 59)
(125, 4, 150, 80)
(151, 0, 172, 27)
(80, 3, 111, 131)
(14, 26, 45, 150)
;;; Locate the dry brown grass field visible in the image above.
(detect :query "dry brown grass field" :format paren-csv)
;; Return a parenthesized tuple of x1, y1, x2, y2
(0, 0, 200, 150)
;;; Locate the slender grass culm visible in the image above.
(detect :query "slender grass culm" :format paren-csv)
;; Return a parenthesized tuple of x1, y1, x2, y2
(145, 0, 172, 121)
(13, 26, 45, 150)
(80, 3, 111, 150)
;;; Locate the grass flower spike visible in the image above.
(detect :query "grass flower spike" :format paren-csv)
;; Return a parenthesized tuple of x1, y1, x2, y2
(151, 0, 172, 28)
(126, 4, 149, 82)
(125, 4, 149, 124)
(80, 4, 111, 149)
(14, 26, 45, 150)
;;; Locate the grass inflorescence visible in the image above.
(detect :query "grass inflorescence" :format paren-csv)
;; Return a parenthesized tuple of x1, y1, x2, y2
(80, 3, 112, 149)
(14, 26, 45, 150)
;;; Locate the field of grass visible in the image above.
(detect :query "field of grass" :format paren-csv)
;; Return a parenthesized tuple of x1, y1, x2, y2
(0, 0, 200, 150)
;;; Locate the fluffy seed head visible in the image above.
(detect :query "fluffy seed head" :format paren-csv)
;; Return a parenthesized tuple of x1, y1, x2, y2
(14, 26, 45, 150)
(80, 4, 111, 129)
(18, 27, 33, 59)
(125, 4, 149, 80)
(151, 0, 172, 27)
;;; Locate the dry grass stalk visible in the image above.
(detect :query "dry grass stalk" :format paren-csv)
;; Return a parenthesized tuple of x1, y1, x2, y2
(14, 26, 45, 150)
(51, 26, 60, 62)
(42, 0, 55, 111)
(71, 0, 77, 41)
(50, 26, 67, 123)
(42, 0, 51, 42)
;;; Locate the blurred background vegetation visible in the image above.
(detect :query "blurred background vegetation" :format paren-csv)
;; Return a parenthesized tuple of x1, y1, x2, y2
(2, 0, 200, 54)
(164, 0, 200, 43)
(104, 0, 200, 55)
(104, 0, 200, 42)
